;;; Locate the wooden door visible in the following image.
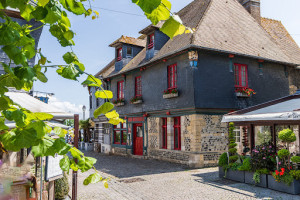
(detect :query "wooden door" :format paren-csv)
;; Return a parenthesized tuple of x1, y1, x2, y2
(133, 123, 143, 155)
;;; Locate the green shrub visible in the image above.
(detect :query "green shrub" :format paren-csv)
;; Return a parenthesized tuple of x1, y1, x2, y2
(55, 172, 69, 199)
(229, 143, 237, 148)
(256, 168, 269, 174)
(218, 153, 228, 167)
(278, 129, 296, 143)
(290, 170, 300, 180)
(253, 172, 260, 184)
(228, 148, 237, 154)
(291, 156, 300, 163)
(278, 149, 290, 159)
(229, 155, 238, 163)
(238, 157, 251, 171)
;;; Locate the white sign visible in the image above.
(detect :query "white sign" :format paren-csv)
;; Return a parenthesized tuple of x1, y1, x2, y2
(45, 154, 63, 181)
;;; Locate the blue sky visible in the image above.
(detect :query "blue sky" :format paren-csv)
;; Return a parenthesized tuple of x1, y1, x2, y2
(35, 0, 300, 118)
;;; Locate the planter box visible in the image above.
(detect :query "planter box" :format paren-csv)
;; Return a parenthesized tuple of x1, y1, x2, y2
(267, 175, 300, 195)
(114, 102, 125, 107)
(235, 92, 251, 98)
(131, 100, 143, 104)
(84, 143, 94, 151)
(219, 167, 225, 178)
(78, 142, 84, 150)
(225, 169, 245, 183)
(163, 92, 178, 99)
(245, 171, 267, 188)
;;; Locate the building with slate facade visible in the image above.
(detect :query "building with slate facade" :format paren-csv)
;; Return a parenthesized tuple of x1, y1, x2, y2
(90, 0, 300, 167)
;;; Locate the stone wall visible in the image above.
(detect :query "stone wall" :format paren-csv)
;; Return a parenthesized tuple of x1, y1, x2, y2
(147, 114, 228, 168)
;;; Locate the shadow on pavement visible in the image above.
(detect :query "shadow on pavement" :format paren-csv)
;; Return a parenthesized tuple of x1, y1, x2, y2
(192, 171, 299, 200)
(83, 151, 189, 178)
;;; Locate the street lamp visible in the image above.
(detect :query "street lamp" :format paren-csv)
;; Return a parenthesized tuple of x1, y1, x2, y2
(82, 105, 86, 120)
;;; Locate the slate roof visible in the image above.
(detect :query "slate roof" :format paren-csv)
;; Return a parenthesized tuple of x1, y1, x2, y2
(109, 35, 146, 48)
(97, 0, 300, 78)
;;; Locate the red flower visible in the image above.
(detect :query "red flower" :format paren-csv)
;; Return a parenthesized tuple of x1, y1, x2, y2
(280, 171, 284, 176)
(281, 168, 285, 172)
(275, 170, 279, 175)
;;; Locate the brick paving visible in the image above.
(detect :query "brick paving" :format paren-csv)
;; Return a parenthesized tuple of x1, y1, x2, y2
(70, 151, 300, 200)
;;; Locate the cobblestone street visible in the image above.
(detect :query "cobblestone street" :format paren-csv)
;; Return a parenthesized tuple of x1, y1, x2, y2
(71, 151, 300, 200)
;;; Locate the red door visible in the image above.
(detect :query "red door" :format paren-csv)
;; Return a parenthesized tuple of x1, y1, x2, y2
(133, 123, 143, 156)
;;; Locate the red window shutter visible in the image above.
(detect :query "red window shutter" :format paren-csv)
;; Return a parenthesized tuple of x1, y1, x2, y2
(117, 80, 124, 99)
(148, 33, 154, 49)
(168, 64, 177, 89)
(234, 64, 248, 88)
(135, 76, 142, 97)
(173, 117, 181, 150)
(117, 48, 122, 61)
(162, 118, 167, 149)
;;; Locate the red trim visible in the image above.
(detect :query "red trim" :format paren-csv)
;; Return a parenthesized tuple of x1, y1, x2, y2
(234, 63, 248, 88)
(148, 33, 154, 49)
(135, 76, 142, 97)
(258, 59, 264, 63)
(173, 117, 181, 150)
(117, 48, 122, 61)
(168, 64, 177, 90)
(128, 117, 145, 122)
(162, 118, 167, 149)
(117, 80, 124, 99)
(229, 54, 235, 58)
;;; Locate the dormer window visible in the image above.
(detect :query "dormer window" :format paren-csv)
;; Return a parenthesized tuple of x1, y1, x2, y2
(117, 48, 122, 61)
(148, 33, 154, 49)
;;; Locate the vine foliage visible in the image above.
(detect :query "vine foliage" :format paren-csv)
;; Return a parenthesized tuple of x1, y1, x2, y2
(0, 0, 189, 186)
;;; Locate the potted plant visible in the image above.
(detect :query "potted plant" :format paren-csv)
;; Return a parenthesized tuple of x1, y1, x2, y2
(218, 152, 228, 178)
(235, 87, 256, 97)
(219, 122, 244, 182)
(163, 88, 178, 99)
(130, 96, 143, 104)
(112, 98, 125, 106)
(267, 129, 300, 194)
(55, 172, 70, 200)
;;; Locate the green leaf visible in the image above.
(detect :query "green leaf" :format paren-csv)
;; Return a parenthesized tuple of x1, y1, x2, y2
(63, 52, 77, 64)
(78, 156, 97, 172)
(0, 96, 12, 110)
(69, 147, 83, 159)
(93, 102, 114, 118)
(103, 180, 108, 188)
(56, 64, 82, 80)
(52, 138, 72, 155)
(0, 118, 9, 130)
(63, 30, 74, 40)
(26, 112, 53, 121)
(95, 90, 113, 99)
(31, 136, 55, 157)
(145, 0, 171, 25)
(60, 156, 70, 172)
(160, 15, 186, 39)
(27, 121, 50, 138)
(82, 75, 102, 87)
(61, 11, 71, 27)
(20, 4, 34, 21)
(31, 6, 48, 20)
(0, 25, 20, 45)
(65, 0, 86, 15)
(14, 66, 36, 81)
(0, 130, 20, 151)
(54, 127, 67, 138)
(109, 117, 125, 125)
(38, 0, 50, 7)
(132, 0, 161, 14)
(15, 128, 38, 148)
(105, 110, 119, 119)
(83, 173, 102, 185)
(43, 4, 62, 24)
(2, 45, 27, 66)
(36, 71, 48, 83)
(70, 159, 79, 171)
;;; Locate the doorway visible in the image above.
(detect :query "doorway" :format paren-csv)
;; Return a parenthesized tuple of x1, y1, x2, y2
(133, 123, 143, 155)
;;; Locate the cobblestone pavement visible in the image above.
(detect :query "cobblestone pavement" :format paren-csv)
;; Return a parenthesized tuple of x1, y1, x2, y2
(70, 151, 300, 200)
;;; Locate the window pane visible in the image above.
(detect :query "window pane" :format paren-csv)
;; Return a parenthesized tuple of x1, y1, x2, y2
(122, 131, 127, 144)
(174, 128, 179, 149)
(162, 128, 167, 148)
(123, 123, 127, 129)
(115, 131, 121, 143)
(255, 126, 272, 146)
(127, 47, 132, 56)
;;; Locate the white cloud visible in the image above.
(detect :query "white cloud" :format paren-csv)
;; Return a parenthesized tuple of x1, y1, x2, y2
(48, 96, 88, 120)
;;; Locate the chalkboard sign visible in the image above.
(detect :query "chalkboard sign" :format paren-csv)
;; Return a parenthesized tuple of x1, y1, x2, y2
(45, 154, 63, 181)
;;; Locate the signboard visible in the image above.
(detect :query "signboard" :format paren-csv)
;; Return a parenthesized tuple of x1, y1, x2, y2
(45, 154, 63, 182)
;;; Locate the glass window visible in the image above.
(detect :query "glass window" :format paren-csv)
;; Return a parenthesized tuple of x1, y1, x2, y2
(234, 64, 248, 88)
(135, 76, 142, 97)
(255, 126, 272, 146)
(168, 64, 177, 89)
(233, 127, 241, 143)
(117, 48, 122, 61)
(174, 117, 181, 150)
(127, 47, 132, 57)
(148, 33, 154, 49)
(113, 123, 127, 145)
(162, 118, 167, 149)
(117, 81, 124, 99)
(114, 130, 121, 144)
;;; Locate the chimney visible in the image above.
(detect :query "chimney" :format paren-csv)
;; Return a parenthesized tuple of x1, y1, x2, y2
(238, 0, 261, 24)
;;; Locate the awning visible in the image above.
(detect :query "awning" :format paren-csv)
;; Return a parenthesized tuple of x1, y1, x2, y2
(222, 91, 300, 123)
(6, 91, 74, 119)
(5, 120, 72, 130)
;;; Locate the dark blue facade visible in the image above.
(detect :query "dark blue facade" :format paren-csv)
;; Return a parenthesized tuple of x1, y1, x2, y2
(146, 30, 169, 61)
(115, 44, 143, 71)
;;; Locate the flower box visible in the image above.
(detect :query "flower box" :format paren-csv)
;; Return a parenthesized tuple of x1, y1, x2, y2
(163, 92, 178, 99)
(225, 169, 245, 183)
(267, 175, 300, 195)
(132, 99, 143, 104)
(115, 102, 125, 107)
(245, 171, 268, 188)
(84, 142, 94, 151)
(235, 92, 251, 98)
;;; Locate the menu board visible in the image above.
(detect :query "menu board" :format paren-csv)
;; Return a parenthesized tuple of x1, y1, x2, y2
(45, 154, 64, 181)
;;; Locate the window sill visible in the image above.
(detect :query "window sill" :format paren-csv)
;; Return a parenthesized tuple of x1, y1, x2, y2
(131, 99, 143, 105)
(114, 102, 125, 107)
(235, 92, 251, 98)
(163, 92, 178, 99)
